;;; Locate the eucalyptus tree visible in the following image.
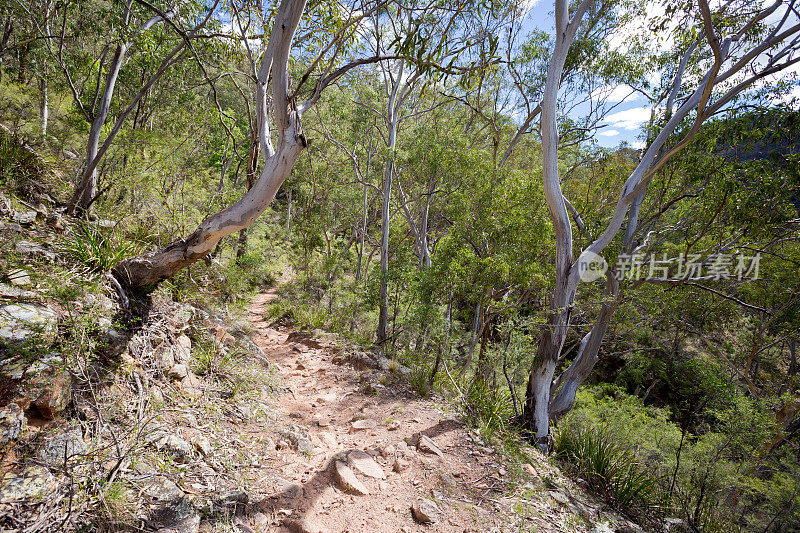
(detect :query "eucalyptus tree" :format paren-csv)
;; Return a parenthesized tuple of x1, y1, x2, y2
(523, 0, 800, 450)
(45, 0, 219, 214)
(453, 0, 643, 170)
(111, 0, 406, 291)
(362, 1, 510, 345)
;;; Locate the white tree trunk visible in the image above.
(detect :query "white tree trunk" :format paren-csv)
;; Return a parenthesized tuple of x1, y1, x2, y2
(522, 0, 592, 450)
(356, 182, 368, 280)
(377, 61, 403, 345)
(69, 43, 127, 213)
(40, 75, 48, 136)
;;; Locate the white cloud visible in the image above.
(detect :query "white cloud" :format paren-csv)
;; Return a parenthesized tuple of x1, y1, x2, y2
(591, 85, 641, 104)
(631, 140, 646, 149)
(604, 105, 654, 131)
(598, 129, 621, 137)
(521, 0, 544, 13)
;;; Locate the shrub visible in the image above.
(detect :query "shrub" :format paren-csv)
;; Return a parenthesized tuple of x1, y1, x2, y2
(464, 376, 514, 435)
(0, 127, 48, 196)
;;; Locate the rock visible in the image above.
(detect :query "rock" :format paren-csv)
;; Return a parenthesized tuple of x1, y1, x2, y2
(289, 410, 305, 419)
(192, 436, 212, 456)
(235, 402, 251, 419)
(387, 420, 401, 431)
(37, 429, 87, 466)
(261, 474, 300, 500)
(178, 372, 203, 398)
(252, 512, 269, 527)
(349, 418, 377, 432)
(283, 517, 328, 533)
(151, 387, 164, 405)
(159, 346, 176, 371)
(0, 282, 36, 299)
(332, 460, 370, 495)
(2, 352, 70, 418)
(0, 303, 57, 343)
(15, 241, 56, 262)
(13, 211, 37, 225)
(396, 441, 410, 456)
(96, 219, 116, 229)
(169, 363, 189, 380)
(0, 404, 26, 447)
(549, 490, 570, 505)
(338, 351, 378, 370)
(142, 476, 185, 502)
(261, 436, 276, 452)
(82, 293, 115, 312)
(393, 458, 410, 473)
(174, 335, 192, 362)
(153, 434, 193, 462)
(664, 518, 693, 532)
(287, 331, 321, 348)
(417, 435, 444, 458)
(280, 427, 313, 454)
(181, 413, 199, 428)
(170, 305, 195, 331)
(375, 356, 392, 371)
(148, 491, 200, 533)
(0, 466, 56, 503)
(98, 328, 129, 360)
(319, 432, 337, 449)
(33, 370, 71, 419)
(411, 498, 441, 524)
(7, 269, 31, 286)
(346, 450, 386, 479)
(523, 463, 536, 476)
(381, 444, 396, 458)
(214, 490, 248, 512)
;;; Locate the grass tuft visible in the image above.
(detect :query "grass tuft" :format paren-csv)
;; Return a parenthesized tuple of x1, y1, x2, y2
(63, 223, 138, 272)
(553, 422, 659, 513)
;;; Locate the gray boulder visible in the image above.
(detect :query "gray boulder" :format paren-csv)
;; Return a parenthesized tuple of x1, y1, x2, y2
(37, 429, 88, 466)
(0, 303, 57, 343)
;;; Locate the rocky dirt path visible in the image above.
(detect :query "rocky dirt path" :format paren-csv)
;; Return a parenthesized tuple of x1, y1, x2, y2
(244, 290, 521, 533)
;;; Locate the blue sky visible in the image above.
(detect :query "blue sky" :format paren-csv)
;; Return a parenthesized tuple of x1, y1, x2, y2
(517, 0, 800, 150)
(519, 0, 656, 150)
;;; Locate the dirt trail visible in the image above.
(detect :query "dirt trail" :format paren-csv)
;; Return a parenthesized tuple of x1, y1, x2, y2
(245, 290, 517, 533)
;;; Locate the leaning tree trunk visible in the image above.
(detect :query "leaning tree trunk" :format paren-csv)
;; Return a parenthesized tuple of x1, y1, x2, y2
(113, 114, 306, 292)
(548, 274, 619, 419)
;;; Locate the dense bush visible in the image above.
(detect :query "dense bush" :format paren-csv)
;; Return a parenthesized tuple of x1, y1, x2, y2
(559, 386, 800, 532)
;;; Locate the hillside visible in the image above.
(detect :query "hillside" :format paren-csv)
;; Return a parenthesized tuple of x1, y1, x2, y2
(1, 0, 799, 530)
(0, 197, 642, 532)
